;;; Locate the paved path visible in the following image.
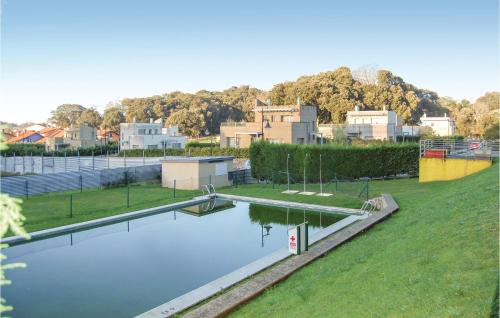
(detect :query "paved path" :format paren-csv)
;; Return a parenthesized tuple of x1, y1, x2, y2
(181, 194, 398, 318)
(216, 193, 365, 215)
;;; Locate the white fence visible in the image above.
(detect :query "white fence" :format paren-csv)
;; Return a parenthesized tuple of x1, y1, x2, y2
(0, 165, 161, 197)
(0, 155, 164, 175)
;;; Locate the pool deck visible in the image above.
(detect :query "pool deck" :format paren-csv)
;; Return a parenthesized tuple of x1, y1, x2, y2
(215, 193, 365, 216)
(137, 194, 397, 318)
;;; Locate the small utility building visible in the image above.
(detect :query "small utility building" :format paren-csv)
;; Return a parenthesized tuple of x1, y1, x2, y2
(162, 156, 234, 190)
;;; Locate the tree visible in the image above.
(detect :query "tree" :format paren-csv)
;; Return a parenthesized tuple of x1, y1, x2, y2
(78, 107, 102, 128)
(165, 108, 206, 137)
(483, 123, 499, 140)
(101, 103, 126, 131)
(49, 104, 86, 128)
(352, 64, 379, 85)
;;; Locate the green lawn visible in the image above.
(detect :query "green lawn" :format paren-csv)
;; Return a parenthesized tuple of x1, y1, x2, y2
(219, 181, 368, 209)
(225, 166, 499, 317)
(15, 182, 198, 234)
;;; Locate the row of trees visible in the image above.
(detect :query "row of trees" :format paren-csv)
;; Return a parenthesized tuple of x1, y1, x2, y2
(48, 67, 499, 138)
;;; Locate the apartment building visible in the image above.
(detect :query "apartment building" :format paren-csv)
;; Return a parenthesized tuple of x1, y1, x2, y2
(419, 113, 456, 137)
(120, 120, 187, 150)
(220, 98, 318, 148)
(346, 106, 402, 140)
(46, 124, 97, 151)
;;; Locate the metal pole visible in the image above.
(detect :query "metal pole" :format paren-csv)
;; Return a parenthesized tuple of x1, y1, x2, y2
(70, 194, 73, 218)
(124, 150, 127, 168)
(107, 150, 110, 169)
(287, 153, 290, 191)
(92, 151, 95, 170)
(80, 175, 83, 192)
(163, 142, 166, 159)
(319, 154, 323, 195)
(64, 152, 67, 172)
(143, 150, 145, 166)
(25, 180, 29, 200)
(127, 184, 130, 208)
(22, 155, 25, 174)
(173, 179, 176, 198)
(78, 151, 80, 172)
(52, 151, 55, 173)
(41, 152, 44, 174)
(303, 154, 307, 192)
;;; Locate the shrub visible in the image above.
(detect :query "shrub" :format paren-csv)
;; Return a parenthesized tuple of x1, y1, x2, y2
(119, 147, 249, 158)
(2, 143, 118, 157)
(249, 141, 419, 181)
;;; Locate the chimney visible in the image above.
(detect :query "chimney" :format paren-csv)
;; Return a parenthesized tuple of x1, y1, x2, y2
(150, 118, 153, 124)
(383, 105, 387, 111)
(354, 105, 360, 112)
(266, 98, 272, 106)
(297, 96, 302, 106)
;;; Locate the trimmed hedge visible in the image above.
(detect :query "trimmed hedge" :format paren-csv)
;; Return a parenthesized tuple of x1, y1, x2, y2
(3, 143, 118, 157)
(185, 141, 221, 148)
(249, 141, 419, 181)
(119, 147, 249, 158)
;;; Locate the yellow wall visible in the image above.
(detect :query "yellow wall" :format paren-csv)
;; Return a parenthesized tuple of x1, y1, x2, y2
(419, 157, 491, 183)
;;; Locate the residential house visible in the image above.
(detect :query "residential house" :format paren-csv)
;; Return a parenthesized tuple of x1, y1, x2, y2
(7, 130, 44, 144)
(419, 113, 456, 137)
(97, 129, 120, 143)
(220, 98, 318, 148)
(120, 120, 187, 150)
(45, 124, 97, 151)
(346, 106, 402, 140)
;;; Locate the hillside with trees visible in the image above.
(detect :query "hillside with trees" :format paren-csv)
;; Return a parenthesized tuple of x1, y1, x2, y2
(47, 67, 499, 138)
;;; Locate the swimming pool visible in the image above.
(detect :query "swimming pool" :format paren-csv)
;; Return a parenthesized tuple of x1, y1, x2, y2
(3, 199, 346, 318)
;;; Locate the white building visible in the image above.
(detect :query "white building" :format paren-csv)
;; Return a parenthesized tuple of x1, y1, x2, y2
(419, 113, 456, 137)
(120, 120, 187, 150)
(344, 106, 402, 141)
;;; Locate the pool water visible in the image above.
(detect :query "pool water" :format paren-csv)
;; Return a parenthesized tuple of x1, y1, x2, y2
(3, 199, 345, 318)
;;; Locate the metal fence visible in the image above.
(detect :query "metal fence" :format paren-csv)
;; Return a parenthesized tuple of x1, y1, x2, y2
(419, 139, 499, 159)
(0, 155, 164, 175)
(0, 165, 161, 197)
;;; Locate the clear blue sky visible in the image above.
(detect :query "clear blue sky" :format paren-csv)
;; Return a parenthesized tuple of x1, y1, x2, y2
(1, 0, 498, 124)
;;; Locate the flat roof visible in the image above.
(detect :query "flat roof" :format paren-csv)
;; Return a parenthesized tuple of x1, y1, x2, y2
(162, 156, 234, 163)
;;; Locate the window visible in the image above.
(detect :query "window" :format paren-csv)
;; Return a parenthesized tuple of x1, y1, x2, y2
(281, 115, 291, 122)
(132, 145, 140, 149)
(149, 129, 152, 135)
(138, 129, 146, 135)
(296, 138, 305, 144)
(227, 137, 236, 148)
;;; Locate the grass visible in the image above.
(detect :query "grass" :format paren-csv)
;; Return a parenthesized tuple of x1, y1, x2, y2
(224, 165, 499, 317)
(14, 182, 198, 234)
(219, 181, 368, 209)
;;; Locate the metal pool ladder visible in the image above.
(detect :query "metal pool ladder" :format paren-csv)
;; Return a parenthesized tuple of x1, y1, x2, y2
(201, 184, 216, 198)
(361, 199, 380, 214)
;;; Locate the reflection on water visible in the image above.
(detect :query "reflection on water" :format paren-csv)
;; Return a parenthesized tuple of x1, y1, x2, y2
(248, 203, 344, 229)
(3, 199, 346, 318)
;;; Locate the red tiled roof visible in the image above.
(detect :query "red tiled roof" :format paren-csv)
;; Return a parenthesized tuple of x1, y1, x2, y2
(7, 130, 40, 144)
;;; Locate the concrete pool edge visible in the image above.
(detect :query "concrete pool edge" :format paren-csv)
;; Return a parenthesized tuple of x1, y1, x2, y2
(215, 193, 365, 215)
(1, 196, 212, 245)
(178, 194, 399, 318)
(135, 213, 366, 318)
